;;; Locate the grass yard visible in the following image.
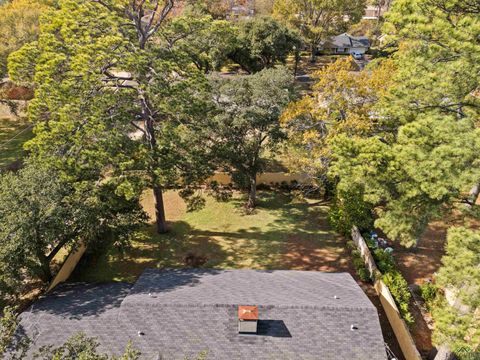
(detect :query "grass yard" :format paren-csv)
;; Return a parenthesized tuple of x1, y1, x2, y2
(0, 117, 33, 168)
(74, 190, 351, 283)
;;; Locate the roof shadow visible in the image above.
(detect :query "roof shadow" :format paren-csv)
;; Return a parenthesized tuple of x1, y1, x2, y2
(256, 320, 292, 338)
(127, 268, 224, 297)
(28, 283, 132, 319)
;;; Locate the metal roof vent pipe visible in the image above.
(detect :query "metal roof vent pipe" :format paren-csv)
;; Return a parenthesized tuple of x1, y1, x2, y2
(238, 305, 258, 334)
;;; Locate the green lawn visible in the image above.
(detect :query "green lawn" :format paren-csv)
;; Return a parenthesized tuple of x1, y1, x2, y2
(0, 117, 33, 168)
(74, 190, 351, 283)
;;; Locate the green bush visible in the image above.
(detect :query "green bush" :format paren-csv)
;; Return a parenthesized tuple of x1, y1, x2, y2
(328, 188, 374, 236)
(420, 282, 438, 310)
(357, 267, 371, 282)
(351, 249, 361, 258)
(382, 271, 414, 325)
(352, 256, 365, 269)
(373, 249, 396, 273)
(351, 249, 371, 282)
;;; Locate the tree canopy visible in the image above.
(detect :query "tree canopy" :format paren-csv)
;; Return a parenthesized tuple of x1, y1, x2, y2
(0, 0, 52, 78)
(208, 66, 296, 208)
(281, 58, 395, 184)
(0, 162, 145, 303)
(228, 16, 301, 73)
(273, 0, 366, 61)
(316, 0, 480, 247)
(432, 227, 480, 355)
(8, 0, 213, 234)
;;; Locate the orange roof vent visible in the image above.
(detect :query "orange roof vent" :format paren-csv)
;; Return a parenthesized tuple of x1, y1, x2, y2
(238, 305, 258, 321)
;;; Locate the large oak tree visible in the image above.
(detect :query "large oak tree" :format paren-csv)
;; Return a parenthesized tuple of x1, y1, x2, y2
(208, 67, 295, 208)
(9, 0, 213, 233)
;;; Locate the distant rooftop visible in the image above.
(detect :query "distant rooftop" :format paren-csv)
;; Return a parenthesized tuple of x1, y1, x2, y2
(19, 269, 387, 359)
(322, 33, 371, 49)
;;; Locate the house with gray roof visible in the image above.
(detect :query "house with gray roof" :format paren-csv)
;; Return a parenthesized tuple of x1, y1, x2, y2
(18, 269, 387, 359)
(320, 33, 371, 55)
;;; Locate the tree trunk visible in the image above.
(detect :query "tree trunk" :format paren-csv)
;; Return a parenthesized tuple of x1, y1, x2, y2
(36, 249, 53, 283)
(310, 43, 317, 63)
(141, 92, 168, 234)
(434, 346, 456, 360)
(153, 185, 168, 233)
(466, 182, 480, 208)
(323, 177, 335, 201)
(293, 50, 300, 77)
(247, 176, 257, 209)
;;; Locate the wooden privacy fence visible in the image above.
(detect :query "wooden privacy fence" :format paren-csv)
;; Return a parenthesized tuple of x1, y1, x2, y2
(47, 243, 87, 292)
(209, 172, 311, 185)
(351, 226, 422, 360)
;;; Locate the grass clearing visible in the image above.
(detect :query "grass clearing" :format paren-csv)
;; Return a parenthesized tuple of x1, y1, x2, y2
(74, 190, 350, 283)
(0, 117, 33, 168)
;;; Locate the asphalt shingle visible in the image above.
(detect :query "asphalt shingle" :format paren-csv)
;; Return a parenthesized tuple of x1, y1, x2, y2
(18, 269, 387, 360)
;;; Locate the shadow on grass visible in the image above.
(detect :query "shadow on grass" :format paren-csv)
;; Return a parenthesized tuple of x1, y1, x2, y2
(74, 191, 348, 283)
(0, 117, 33, 168)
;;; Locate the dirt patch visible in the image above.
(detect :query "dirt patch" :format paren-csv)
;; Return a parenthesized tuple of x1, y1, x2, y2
(390, 212, 480, 356)
(284, 234, 351, 272)
(393, 219, 450, 286)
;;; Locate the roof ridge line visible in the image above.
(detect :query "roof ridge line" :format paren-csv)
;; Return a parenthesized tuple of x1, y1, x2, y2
(119, 302, 376, 311)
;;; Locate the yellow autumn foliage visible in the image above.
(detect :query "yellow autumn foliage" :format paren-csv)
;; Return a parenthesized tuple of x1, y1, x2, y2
(280, 57, 396, 181)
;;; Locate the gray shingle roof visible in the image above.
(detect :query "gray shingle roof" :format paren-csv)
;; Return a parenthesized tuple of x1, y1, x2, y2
(18, 269, 387, 360)
(322, 33, 370, 49)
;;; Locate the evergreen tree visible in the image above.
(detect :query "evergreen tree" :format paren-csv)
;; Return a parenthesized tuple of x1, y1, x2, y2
(328, 0, 480, 246)
(433, 227, 480, 356)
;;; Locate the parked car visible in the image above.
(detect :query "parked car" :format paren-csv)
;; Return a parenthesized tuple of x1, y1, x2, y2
(352, 52, 363, 60)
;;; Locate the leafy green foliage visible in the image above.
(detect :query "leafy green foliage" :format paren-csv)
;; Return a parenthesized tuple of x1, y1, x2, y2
(350, 249, 370, 282)
(382, 271, 414, 325)
(328, 187, 374, 236)
(8, 0, 214, 233)
(420, 282, 438, 310)
(0, 0, 51, 78)
(228, 16, 301, 73)
(326, 0, 480, 247)
(164, 11, 237, 73)
(372, 248, 396, 274)
(331, 114, 480, 247)
(359, 236, 414, 325)
(0, 162, 146, 302)
(208, 67, 296, 207)
(35, 332, 140, 360)
(0, 306, 29, 359)
(281, 58, 395, 192)
(273, 0, 366, 60)
(432, 227, 480, 353)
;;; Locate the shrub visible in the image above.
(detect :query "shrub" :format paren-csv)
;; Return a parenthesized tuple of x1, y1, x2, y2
(346, 240, 356, 250)
(357, 267, 371, 282)
(256, 183, 271, 191)
(351, 249, 371, 282)
(382, 271, 414, 325)
(420, 282, 438, 310)
(352, 256, 365, 269)
(328, 187, 374, 236)
(373, 248, 396, 273)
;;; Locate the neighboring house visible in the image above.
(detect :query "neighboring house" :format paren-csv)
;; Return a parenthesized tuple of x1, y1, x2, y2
(320, 33, 370, 55)
(18, 269, 387, 359)
(363, 4, 390, 20)
(226, 0, 255, 20)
